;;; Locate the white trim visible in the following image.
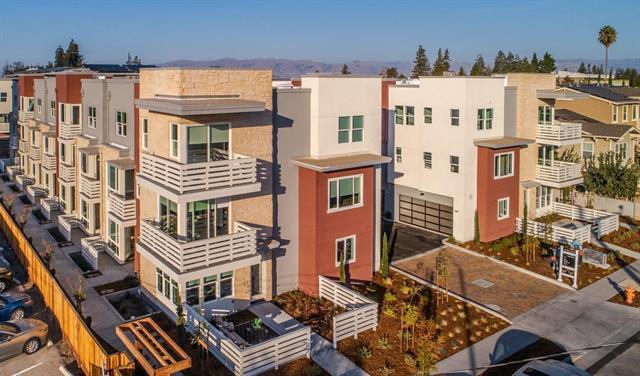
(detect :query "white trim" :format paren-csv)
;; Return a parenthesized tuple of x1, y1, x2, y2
(497, 197, 510, 220)
(115, 110, 127, 137)
(493, 151, 514, 179)
(141, 117, 148, 149)
(581, 141, 594, 160)
(169, 123, 179, 160)
(327, 174, 364, 213)
(335, 235, 356, 266)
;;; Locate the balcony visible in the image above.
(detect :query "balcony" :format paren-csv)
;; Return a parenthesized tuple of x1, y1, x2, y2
(18, 111, 34, 123)
(536, 122, 582, 146)
(138, 219, 258, 273)
(42, 153, 56, 170)
(108, 191, 136, 222)
(0, 122, 9, 133)
(18, 139, 28, 154)
(81, 236, 104, 270)
(28, 145, 41, 161)
(536, 161, 583, 188)
(59, 121, 81, 139)
(79, 174, 100, 199)
(6, 166, 22, 181)
(138, 153, 258, 198)
(26, 185, 46, 203)
(15, 175, 33, 191)
(59, 163, 76, 183)
(41, 198, 60, 220)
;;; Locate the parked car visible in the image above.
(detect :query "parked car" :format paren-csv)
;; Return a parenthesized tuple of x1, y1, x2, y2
(0, 319, 48, 360)
(0, 293, 32, 321)
(513, 359, 591, 376)
(0, 267, 12, 292)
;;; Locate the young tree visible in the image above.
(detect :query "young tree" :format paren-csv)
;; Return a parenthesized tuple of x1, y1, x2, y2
(474, 210, 480, 244)
(458, 66, 465, 76)
(175, 293, 186, 341)
(64, 39, 84, 68)
(341, 64, 350, 75)
(578, 62, 587, 73)
(443, 48, 451, 72)
(382, 66, 398, 78)
(72, 276, 87, 312)
(598, 25, 618, 82)
(411, 45, 431, 78)
(381, 232, 389, 278)
(540, 52, 556, 73)
(584, 151, 640, 200)
(470, 55, 489, 76)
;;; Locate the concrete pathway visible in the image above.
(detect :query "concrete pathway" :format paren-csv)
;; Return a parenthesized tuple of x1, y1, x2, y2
(434, 259, 640, 375)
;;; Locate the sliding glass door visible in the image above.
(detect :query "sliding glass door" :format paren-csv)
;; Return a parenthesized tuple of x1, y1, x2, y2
(159, 196, 178, 237)
(187, 124, 230, 163)
(186, 199, 229, 240)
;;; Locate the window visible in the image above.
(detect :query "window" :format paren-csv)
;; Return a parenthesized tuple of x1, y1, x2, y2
(395, 147, 402, 163)
(80, 153, 87, 174)
(72, 105, 80, 125)
(156, 269, 178, 304)
(50, 101, 56, 118)
(450, 109, 460, 126)
(477, 108, 493, 130)
(615, 142, 628, 159)
(171, 280, 179, 305)
(623, 106, 628, 121)
(159, 196, 178, 236)
(424, 107, 432, 124)
(108, 219, 120, 256)
(186, 280, 200, 306)
(187, 124, 229, 163)
(220, 272, 233, 298)
(156, 268, 163, 293)
(28, 98, 33, 111)
(582, 142, 593, 160)
(170, 123, 178, 158)
(88, 107, 97, 128)
(59, 103, 66, 123)
(0, 92, 6, 103)
(251, 264, 262, 296)
(338, 116, 364, 143)
(115, 111, 127, 136)
(142, 118, 148, 149)
(60, 143, 66, 163)
(538, 106, 553, 125)
(494, 152, 514, 178)
(328, 175, 362, 211)
(37, 99, 42, 113)
(336, 236, 356, 265)
(108, 165, 118, 191)
(203, 276, 217, 302)
(423, 152, 432, 168)
(498, 198, 510, 220)
(450, 155, 459, 173)
(633, 105, 639, 121)
(536, 186, 552, 209)
(186, 199, 228, 240)
(395, 106, 414, 125)
(613, 106, 618, 123)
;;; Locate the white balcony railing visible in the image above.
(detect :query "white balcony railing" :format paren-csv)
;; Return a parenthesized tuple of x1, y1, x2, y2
(81, 235, 104, 270)
(536, 122, 582, 145)
(18, 111, 34, 123)
(536, 161, 583, 187)
(28, 145, 41, 160)
(139, 219, 257, 273)
(26, 185, 46, 203)
(41, 198, 60, 220)
(79, 174, 100, 199)
(0, 123, 9, 133)
(59, 163, 76, 182)
(108, 191, 136, 221)
(139, 153, 257, 194)
(6, 166, 22, 181)
(58, 214, 80, 241)
(42, 153, 56, 170)
(18, 139, 28, 153)
(59, 122, 82, 139)
(15, 175, 33, 190)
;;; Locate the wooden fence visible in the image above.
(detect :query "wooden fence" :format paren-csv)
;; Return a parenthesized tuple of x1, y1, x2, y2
(0, 202, 132, 375)
(318, 276, 378, 348)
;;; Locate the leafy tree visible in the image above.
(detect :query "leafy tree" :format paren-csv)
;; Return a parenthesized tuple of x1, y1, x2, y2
(598, 25, 618, 82)
(341, 64, 350, 75)
(382, 66, 398, 78)
(54, 46, 66, 67)
(578, 62, 587, 73)
(458, 66, 465, 76)
(470, 55, 489, 76)
(584, 151, 640, 200)
(411, 45, 431, 78)
(381, 232, 389, 278)
(539, 52, 556, 73)
(64, 39, 83, 68)
(175, 293, 186, 340)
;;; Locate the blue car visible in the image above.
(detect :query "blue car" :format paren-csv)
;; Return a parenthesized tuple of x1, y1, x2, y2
(0, 293, 32, 321)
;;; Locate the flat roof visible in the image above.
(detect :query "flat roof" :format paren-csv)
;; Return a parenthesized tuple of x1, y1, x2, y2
(135, 97, 265, 115)
(537, 89, 589, 100)
(291, 153, 391, 172)
(108, 157, 135, 169)
(301, 73, 381, 78)
(473, 136, 534, 149)
(78, 146, 100, 155)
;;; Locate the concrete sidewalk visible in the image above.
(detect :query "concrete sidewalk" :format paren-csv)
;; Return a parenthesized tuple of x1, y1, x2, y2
(434, 259, 640, 375)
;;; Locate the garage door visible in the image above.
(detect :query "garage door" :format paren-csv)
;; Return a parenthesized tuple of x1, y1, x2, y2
(399, 195, 453, 235)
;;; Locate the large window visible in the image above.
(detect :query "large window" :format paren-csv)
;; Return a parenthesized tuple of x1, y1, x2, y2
(423, 152, 432, 169)
(328, 175, 362, 211)
(159, 196, 178, 236)
(633, 105, 639, 121)
(187, 124, 229, 163)
(203, 276, 217, 302)
(497, 198, 510, 220)
(538, 106, 553, 125)
(335, 235, 356, 265)
(477, 108, 493, 130)
(494, 152, 514, 178)
(108, 219, 120, 256)
(156, 268, 178, 305)
(424, 107, 432, 124)
(536, 186, 552, 209)
(220, 272, 233, 298)
(450, 155, 460, 173)
(115, 111, 127, 136)
(186, 279, 200, 306)
(72, 105, 80, 125)
(142, 118, 148, 149)
(450, 109, 460, 126)
(615, 142, 628, 160)
(108, 165, 118, 191)
(88, 106, 97, 128)
(395, 106, 414, 125)
(538, 145, 553, 166)
(338, 116, 364, 144)
(170, 123, 179, 158)
(186, 199, 228, 240)
(582, 142, 594, 160)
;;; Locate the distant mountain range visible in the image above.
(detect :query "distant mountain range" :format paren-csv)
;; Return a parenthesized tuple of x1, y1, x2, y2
(161, 58, 640, 78)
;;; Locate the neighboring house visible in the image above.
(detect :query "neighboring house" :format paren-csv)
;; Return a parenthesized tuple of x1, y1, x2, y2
(274, 74, 389, 295)
(555, 109, 640, 164)
(387, 76, 532, 243)
(0, 78, 17, 160)
(557, 84, 640, 128)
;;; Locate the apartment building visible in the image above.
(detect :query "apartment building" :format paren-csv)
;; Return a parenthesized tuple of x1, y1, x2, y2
(387, 76, 532, 243)
(12, 74, 39, 186)
(135, 68, 273, 314)
(0, 78, 17, 160)
(275, 75, 389, 295)
(557, 84, 640, 128)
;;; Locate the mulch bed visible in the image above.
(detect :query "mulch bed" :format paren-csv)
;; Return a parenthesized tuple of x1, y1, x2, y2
(94, 275, 139, 295)
(608, 290, 640, 309)
(272, 290, 345, 341)
(602, 228, 640, 252)
(459, 235, 634, 289)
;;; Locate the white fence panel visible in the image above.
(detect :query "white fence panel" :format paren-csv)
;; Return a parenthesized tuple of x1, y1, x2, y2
(515, 217, 591, 245)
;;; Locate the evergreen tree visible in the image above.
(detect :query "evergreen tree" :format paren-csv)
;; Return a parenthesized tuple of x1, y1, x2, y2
(341, 64, 350, 75)
(578, 62, 587, 73)
(411, 45, 431, 78)
(587, 63, 592, 73)
(382, 66, 398, 78)
(530, 52, 540, 73)
(64, 39, 83, 68)
(443, 48, 451, 72)
(458, 66, 465, 76)
(539, 52, 556, 73)
(432, 48, 445, 76)
(492, 50, 507, 73)
(126, 52, 132, 65)
(609, 69, 613, 86)
(470, 55, 489, 76)
(54, 46, 66, 67)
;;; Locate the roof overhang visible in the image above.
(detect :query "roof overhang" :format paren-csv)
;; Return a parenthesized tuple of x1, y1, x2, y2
(136, 96, 265, 115)
(107, 157, 136, 170)
(291, 153, 391, 172)
(473, 137, 534, 149)
(537, 89, 589, 100)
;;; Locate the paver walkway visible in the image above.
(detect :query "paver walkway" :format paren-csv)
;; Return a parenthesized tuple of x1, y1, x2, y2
(393, 247, 568, 319)
(434, 259, 640, 375)
(389, 223, 446, 261)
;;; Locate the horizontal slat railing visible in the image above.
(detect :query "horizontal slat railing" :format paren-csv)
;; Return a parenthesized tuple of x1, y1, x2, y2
(536, 161, 582, 184)
(81, 236, 103, 270)
(18, 111, 34, 123)
(59, 122, 82, 139)
(139, 219, 257, 272)
(552, 202, 619, 237)
(42, 153, 56, 170)
(80, 175, 101, 199)
(58, 214, 80, 241)
(59, 163, 76, 182)
(140, 153, 257, 194)
(41, 198, 59, 220)
(536, 122, 582, 143)
(108, 192, 136, 221)
(18, 139, 29, 153)
(28, 145, 41, 160)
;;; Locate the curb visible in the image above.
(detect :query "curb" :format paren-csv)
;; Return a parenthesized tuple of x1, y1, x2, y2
(442, 240, 576, 291)
(389, 265, 512, 324)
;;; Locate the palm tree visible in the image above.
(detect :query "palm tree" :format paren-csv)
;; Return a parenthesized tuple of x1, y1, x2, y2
(598, 25, 617, 85)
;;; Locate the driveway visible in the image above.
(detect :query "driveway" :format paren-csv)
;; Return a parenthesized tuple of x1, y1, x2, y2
(388, 222, 446, 262)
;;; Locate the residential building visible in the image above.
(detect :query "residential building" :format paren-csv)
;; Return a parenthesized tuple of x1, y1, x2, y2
(135, 68, 274, 314)
(0, 78, 17, 160)
(275, 75, 390, 295)
(387, 76, 532, 243)
(12, 74, 40, 186)
(557, 84, 640, 128)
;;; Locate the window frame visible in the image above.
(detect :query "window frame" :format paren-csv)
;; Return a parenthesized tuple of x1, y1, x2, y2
(170, 123, 179, 159)
(615, 141, 628, 160)
(0, 92, 6, 103)
(115, 110, 127, 136)
(142, 118, 148, 149)
(450, 155, 460, 173)
(633, 104, 639, 121)
(395, 105, 414, 125)
(582, 142, 594, 160)
(423, 152, 432, 169)
(497, 197, 510, 220)
(395, 147, 402, 163)
(623, 105, 628, 121)
(327, 174, 364, 213)
(477, 108, 494, 130)
(335, 235, 356, 266)
(88, 106, 97, 128)
(493, 152, 514, 179)
(450, 109, 460, 126)
(424, 107, 432, 124)
(612, 106, 618, 123)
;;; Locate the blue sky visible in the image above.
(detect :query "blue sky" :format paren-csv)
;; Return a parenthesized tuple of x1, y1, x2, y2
(1, 0, 639, 65)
